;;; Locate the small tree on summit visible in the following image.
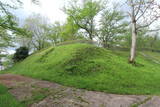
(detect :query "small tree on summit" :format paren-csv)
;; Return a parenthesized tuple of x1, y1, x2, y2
(64, 0, 102, 40)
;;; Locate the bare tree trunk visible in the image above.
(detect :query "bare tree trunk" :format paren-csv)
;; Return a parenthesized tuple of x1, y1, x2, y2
(89, 18, 94, 40)
(129, 1, 137, 63)
(103, 42, 107, 48)
(129, 21, 137, 63)
(89, 33, 93, 40)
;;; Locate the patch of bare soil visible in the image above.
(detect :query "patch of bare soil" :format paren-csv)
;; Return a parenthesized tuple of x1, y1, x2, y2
(0, 74, 159, 107)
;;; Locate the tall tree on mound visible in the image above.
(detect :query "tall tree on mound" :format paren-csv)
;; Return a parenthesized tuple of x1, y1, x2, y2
(99, 4, 128, 48)
(23, 14, 50, 51)
(126, 0, 160, 63)
(64, 0, 102, 40)
(60, 17, 82, 41)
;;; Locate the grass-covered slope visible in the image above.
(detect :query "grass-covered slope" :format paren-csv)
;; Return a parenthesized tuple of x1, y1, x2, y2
(7, 43, 160, 95)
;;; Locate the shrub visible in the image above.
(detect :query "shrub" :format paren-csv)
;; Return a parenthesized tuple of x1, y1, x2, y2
(13, 47, 29, 62)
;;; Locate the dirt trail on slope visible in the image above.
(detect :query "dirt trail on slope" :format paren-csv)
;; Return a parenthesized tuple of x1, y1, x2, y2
(0, 74, 160, 107)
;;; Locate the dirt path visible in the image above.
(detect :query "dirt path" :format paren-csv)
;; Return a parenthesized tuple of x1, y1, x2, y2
(0, 74, 160, 107)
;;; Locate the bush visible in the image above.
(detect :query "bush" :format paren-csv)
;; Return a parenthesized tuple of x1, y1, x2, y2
(13, 47, 29, 62)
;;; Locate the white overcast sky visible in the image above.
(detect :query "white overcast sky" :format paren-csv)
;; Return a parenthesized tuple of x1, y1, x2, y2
(12, 0, 122, 25)
(15, 0, 68, 24)
(5, 0, 159, 29)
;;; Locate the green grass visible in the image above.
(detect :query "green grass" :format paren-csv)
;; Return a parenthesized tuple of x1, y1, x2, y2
(0, 84, 24, 107)
(5, 43, 160, 95)
(142, 51, 160, 62)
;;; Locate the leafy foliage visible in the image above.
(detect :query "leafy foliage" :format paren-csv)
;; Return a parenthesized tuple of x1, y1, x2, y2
(0, 0, 27, 34)
(0, 27, 12, 52)
(99, 5, 128, 48)
(0, 27, 13, 65)
(64, 0, 102, 40)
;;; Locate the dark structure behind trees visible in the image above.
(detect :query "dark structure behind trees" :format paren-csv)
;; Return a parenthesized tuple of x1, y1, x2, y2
(13, 47, 29, 63)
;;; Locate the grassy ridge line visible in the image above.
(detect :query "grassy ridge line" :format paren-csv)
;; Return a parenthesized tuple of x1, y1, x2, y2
(6, 43, 160, 95)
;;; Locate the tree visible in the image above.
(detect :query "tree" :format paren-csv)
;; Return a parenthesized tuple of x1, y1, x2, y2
(145, 32, 160, 51)
(64, 0, 102, 40)
(46, 22, 63, 45)
(2, 54, 14, 69)
(61, 17, 80, 41)
(0, 0, 39, 68)
(136, 28, 149, 49)
(0, 0, 38, 34)
(23, 14, 51, 51)
(47, 20, 84, 45)
(126, 0, 160, 63)
(0, 27, 13, 60)
(0, 0, 21, 32)
(0, 0, 39, 56)
(99, 5, 128, 48)
(119, 28, 160, 51)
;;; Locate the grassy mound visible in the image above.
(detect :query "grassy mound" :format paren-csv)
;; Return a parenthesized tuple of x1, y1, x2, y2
(6, 43, 160, 95)
(64, 46, 108, 75)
